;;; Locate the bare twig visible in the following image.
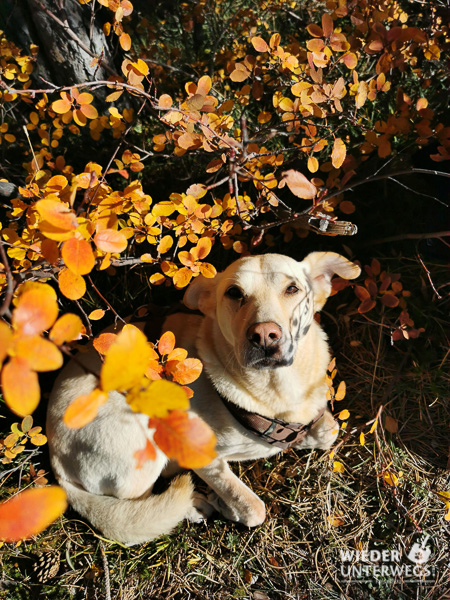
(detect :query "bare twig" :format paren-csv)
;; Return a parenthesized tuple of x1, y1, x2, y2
(0, 240, 15, 317)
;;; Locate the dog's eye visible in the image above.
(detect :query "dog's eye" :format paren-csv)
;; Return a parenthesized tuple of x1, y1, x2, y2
(285, 284, 300, 295)
(225, 286, 244, 300)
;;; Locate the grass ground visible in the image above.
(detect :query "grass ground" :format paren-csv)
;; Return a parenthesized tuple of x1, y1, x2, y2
(0, 252, 449, 600)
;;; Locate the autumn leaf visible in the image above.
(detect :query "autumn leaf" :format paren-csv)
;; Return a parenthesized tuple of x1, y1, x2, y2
(14, 336, 63, 372)
(128, 380, 189, 418)
(58, 268, 86, 301)
(94, 229, 128, 253)
(1, 356, 40, 416)
(0, 320, 13, 364)
(35, 199, 78, 231)
(12, 284, 58, 337)
(61, 237, 95, 275)
(251, 36, 269, 53)
(93, 332, 117, 355)
(101, 324, 151, 392)
(281, 170, 317, 199)
(335, 381, 346, 401)
(134, 439, 157, 468)
(331, 138, 346, 169)
(169, 358, 203, 385)
(50, 313, 83, 345)
(333, 461, 345, 473)
(63, 389, 109, 429)
(0, 486, 67, 542)
(150, 410, 217, 469)
(158, 330, 176, 355)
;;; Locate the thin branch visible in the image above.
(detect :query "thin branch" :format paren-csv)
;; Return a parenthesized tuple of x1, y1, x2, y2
(415, 250, 444, 300)
(0, 240, 14, 317)
(364, 231, 449, 246)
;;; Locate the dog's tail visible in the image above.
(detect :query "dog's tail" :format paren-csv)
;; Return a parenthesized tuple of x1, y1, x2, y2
(60, 474, 194, 545)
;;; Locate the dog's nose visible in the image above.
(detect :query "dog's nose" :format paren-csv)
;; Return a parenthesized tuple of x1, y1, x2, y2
(247, 322, 282, 348)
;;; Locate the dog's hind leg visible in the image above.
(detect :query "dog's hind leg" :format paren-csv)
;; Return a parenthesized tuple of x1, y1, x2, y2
(194, 459, 266, 527)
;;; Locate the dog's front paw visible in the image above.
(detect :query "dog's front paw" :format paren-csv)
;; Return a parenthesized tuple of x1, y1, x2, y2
(186, 492, 216, 523)
(207, 491, 266, 527)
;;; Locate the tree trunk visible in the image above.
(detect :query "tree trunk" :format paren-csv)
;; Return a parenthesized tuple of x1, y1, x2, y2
(1, 0, 116, 86)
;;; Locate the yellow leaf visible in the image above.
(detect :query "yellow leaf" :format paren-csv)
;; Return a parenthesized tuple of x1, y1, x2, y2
(101, 324, 151, 392)
(338, 409, 350, 420)
(128, 380, 189, 418)
(327, 514, 345, 527)
(157, 235, 173, 254)
(383, 471, 399, 487)
(335, 381, 346, 401)
(360, 432, 365, 446)
(88, 309, 106, 321)
(333, 461, 345, 473)
(369, 419, 378, 434)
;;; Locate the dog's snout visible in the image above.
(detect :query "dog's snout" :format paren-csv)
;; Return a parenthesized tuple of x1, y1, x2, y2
(247, 322, 282, 348)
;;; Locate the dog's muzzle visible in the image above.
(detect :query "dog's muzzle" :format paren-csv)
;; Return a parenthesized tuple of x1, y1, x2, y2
(245, 322, 292, 368)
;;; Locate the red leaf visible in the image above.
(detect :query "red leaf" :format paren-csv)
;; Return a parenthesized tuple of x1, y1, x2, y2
(0, 486, 67, 541)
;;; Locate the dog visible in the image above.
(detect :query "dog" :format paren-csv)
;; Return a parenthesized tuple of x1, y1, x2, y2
(46, 252, 360, 544)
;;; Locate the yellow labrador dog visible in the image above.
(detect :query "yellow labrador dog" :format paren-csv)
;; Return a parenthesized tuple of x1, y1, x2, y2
(47, 252, 360, 544)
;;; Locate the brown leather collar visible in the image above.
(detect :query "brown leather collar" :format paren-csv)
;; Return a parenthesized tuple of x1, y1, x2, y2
(220, 395, 327, 450)
(132, 304, 327, 449)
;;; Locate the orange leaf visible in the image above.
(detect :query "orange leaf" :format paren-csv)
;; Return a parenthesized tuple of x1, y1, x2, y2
(251, 36, 269, 53)
(35, 199, 78, 231)
(331, 138, 346, 169)
(134, 439, 157, 468)
(170, 358, 203, 385)
(157, 235, 173, 254)
(119, 33, 131, 51)
(159, 330, 175, 355)
(15, 336, 63, 372)
(88, 309, 105, 320)
(58, 268, 86, 301)
(230, 68, 250, 82)
(62, 238, 95, 275)
(93, 332, 117, 355)
(281, 170, 317, 199)
(101, 324, 151, 392)
(0, 320, 13, 365)
(63, 389, 108, 429)
(0, 486, 67, 542)
(1, 356, 40, 416)
(150, 411, 217, 469)
(94, 229, 128, 253)
(322, 13, 334, 38)
(194, 237, 212, 260)
(41, 239, 59, 264)
(50, 313, 83, 345)
(199, 263, 217, 278)
(173, 268, 193, 289)
(13, 284, 58, 337)
(52, 98, 72, 114)
(166, 347, 188, 362)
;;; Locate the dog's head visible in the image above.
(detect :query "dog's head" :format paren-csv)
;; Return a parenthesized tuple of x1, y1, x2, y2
(184, 252, 360, 369)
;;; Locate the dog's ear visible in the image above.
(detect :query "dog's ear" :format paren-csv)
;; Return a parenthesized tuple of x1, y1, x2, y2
(303, 252, 360, 311)
(183, 274, 221, 317)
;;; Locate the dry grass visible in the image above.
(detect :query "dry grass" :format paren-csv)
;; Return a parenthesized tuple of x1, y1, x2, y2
(1, 258, 449, 600)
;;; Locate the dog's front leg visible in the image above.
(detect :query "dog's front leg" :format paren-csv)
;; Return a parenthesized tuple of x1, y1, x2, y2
(296, 409, 339, 450)
(194, 459, 266, 527)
